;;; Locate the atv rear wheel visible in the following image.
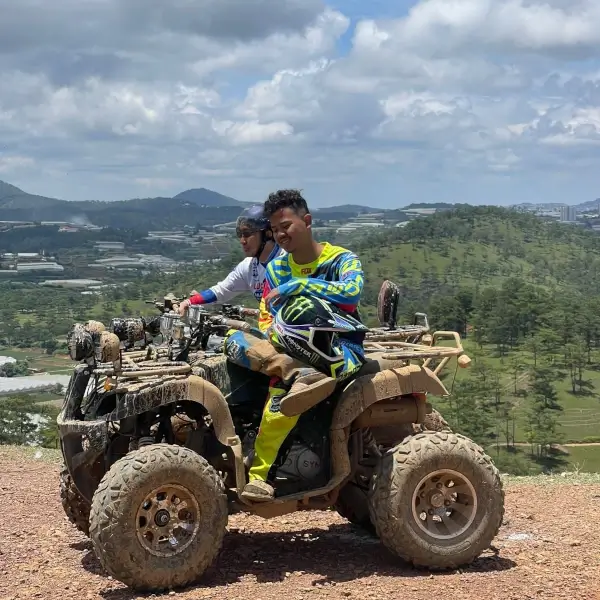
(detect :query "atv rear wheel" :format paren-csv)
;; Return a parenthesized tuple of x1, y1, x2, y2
(334, 409, 450, 532)
(59, 463, 91, 536)
(89, 443, 228, 592)
(368, 431, 504, 570)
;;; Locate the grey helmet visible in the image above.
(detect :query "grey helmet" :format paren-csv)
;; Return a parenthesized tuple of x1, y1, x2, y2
(235, 204, 272, 259)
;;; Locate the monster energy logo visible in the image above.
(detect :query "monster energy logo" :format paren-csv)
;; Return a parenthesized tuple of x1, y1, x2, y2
(283, 296, 314, 321)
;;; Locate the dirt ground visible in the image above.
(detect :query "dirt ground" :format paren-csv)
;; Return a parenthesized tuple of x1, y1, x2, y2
(1, 448, 600, 600)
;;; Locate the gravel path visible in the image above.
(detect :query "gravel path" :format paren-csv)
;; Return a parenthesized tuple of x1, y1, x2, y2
(1, 448, 600, 600)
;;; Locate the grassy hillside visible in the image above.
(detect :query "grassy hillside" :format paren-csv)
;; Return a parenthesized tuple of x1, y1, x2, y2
(341, 206, 600, 473)
(349, 206, 600, 303)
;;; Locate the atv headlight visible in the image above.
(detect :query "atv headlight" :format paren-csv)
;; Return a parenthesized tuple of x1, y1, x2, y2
(144, 315, 162, 337)
(96, 331, 121, 363)
(67, 323, 121, 363)
(67, 323, 95, 361)
(109, 317, 146, 345)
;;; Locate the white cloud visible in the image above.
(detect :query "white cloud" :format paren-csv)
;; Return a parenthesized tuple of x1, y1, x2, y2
(367, 0, 600, 57)
(0, 156, 35, 173)
(2, 0, 600, 206)
(213, 119, 295, 145)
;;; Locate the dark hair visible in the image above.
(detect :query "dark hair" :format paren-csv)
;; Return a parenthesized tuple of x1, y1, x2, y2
(263, 189, 309, 217)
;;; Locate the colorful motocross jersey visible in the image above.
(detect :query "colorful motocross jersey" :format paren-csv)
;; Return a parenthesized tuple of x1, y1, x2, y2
(190, 244, 284, 305)
(258, 242, 364, 337)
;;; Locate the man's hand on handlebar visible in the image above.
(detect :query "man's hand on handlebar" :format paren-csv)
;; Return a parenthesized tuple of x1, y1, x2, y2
(177, 299, 191, 316)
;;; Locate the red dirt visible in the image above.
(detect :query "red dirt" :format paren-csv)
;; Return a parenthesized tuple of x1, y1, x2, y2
(1, 450, 600, 600)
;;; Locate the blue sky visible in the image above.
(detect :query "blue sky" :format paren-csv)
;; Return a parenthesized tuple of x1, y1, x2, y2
(1, 0, 600, 208)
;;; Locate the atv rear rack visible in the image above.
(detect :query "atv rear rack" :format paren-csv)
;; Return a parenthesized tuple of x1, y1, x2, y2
(364, 331, 471, 375)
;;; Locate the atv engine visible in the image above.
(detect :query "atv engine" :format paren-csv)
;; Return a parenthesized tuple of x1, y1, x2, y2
(276, 442, 325, 484)
(240, 398, 332, 497)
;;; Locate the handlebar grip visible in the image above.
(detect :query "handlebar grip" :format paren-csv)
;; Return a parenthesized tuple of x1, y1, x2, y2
(221, 318, 252, 332)
(241, 307, 259, 317)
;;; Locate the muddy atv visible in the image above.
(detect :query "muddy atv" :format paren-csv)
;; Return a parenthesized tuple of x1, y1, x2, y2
(57, 280, 504, 592)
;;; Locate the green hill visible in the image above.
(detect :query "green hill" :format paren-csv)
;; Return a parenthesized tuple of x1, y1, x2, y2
(341, 206, 600, 473)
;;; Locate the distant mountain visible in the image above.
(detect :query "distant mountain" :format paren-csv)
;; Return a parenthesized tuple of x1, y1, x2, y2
(314, 204, 381, 214)
(574, 199, 600, 212)
(511, 202, 567, 209)
(0, 180, 249, 229)
(174, 188, 247, 207)
(401, 202, 467, 210)
(510, 199, 600, 213)
(0, 179, 399, 229)
(0, 180, 64, 213)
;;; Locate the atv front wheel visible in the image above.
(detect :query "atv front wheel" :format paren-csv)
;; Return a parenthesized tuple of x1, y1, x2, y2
(368, 431, 504, 569)
(89, 443, 228, 592)
(59, 463, 91, 536)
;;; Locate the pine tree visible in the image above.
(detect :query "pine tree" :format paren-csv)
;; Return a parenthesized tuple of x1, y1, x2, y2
(524, 367, 563, 458)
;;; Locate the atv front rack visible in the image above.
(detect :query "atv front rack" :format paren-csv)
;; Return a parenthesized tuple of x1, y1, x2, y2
(94, 360, 192, 379)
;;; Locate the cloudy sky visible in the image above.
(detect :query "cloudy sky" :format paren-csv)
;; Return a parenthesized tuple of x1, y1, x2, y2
(2, 0, 600, 208)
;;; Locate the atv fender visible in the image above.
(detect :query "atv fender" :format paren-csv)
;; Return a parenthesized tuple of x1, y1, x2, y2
(100, 374, 239, 447)
(185, 375, 238, 445)
(61, 374, 245, 504)
(185, 375, 246, 496)
(331, 364, 448, 431)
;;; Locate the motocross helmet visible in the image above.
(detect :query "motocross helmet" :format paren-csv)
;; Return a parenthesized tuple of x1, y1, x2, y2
(271, 295, 368, 380)
(236, 204, 272, 259)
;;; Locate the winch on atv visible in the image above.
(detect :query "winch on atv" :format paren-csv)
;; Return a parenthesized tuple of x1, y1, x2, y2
(57, 280, 504, 593)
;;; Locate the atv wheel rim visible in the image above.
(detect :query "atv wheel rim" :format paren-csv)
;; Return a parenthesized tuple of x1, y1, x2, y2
(135, 484, 201, 557)
(411, 469, 477, 540)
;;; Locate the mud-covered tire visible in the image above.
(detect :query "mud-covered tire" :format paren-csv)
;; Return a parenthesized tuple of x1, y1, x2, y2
(368, 431, 504, 570)
(334, 482, 375, 533)
(334, 409, 450, 532)
(89, 443, 228, 592)
(59, 463, 91, 536)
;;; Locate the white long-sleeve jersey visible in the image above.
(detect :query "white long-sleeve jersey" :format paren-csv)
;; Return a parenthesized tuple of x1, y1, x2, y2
(190, 244, 285, 305)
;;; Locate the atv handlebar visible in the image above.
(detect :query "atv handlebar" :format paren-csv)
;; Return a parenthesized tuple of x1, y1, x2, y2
(220, 304, 259, 319)
(211, 316, 252, 333)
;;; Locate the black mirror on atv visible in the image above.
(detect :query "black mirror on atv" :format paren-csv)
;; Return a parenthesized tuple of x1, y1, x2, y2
(377, 279, 400, 329)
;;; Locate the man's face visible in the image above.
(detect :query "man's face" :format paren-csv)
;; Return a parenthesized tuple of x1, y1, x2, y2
(237, 227, 262, 256)
(269, 207, 311, 253)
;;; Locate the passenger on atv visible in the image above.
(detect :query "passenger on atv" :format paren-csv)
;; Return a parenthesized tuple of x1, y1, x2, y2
(177, 204, 284, 316)
(221, 189, 368, 502)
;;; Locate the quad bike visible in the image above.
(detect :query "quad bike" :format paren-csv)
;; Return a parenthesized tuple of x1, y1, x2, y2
(59, 285, 446, 535)
(57, 280, 504, 592)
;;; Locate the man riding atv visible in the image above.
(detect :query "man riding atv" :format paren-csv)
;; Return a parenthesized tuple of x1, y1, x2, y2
(57, 189, 505, 592)
(177, 204, 283, 315)
(222, 189, 368, 502)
